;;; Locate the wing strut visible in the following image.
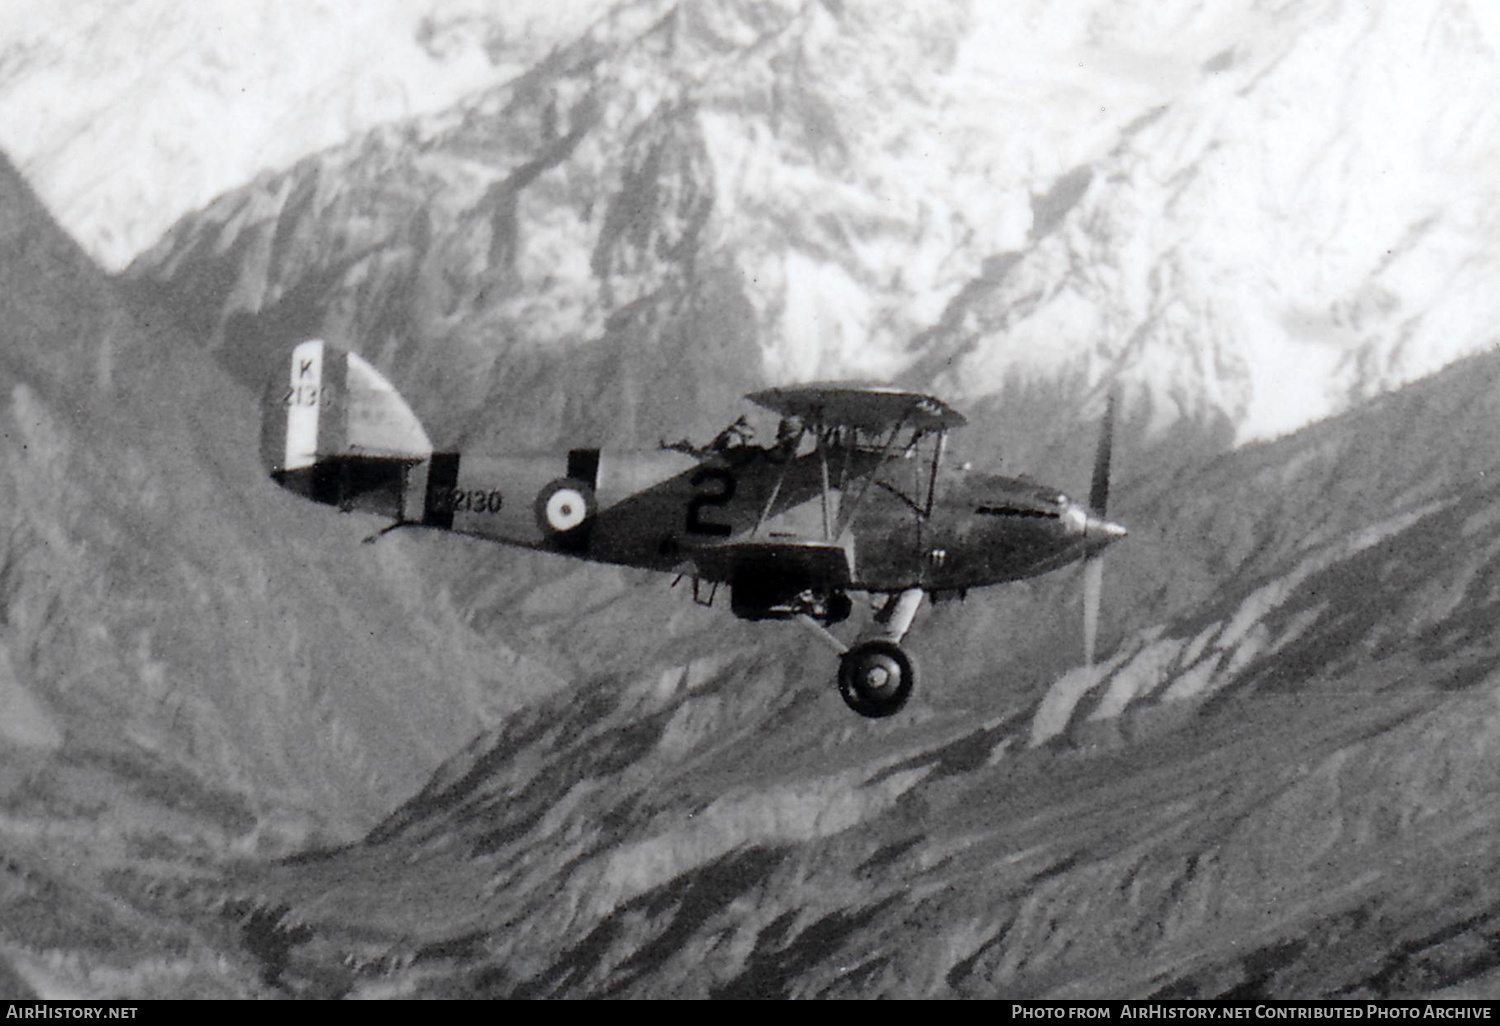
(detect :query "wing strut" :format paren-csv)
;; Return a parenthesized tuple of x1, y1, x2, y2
(817, 424, 834, 540)
(837, 432, 854, 496)
(923, 430, 948, 519)
(833, 416, 908, 540)
(753, 424, 805, 537)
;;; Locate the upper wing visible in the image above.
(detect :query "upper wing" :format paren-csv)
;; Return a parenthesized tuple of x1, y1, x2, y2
(746, 383, 966, 433)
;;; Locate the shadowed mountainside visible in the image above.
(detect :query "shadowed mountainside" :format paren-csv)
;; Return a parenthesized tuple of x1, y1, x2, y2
(129, 348, 1500, 999)
(0, 151, 567, 995)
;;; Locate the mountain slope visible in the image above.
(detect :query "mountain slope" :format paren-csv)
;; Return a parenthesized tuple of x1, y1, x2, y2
(183, 347, 1500, 999)
(0, 150, 565, 995)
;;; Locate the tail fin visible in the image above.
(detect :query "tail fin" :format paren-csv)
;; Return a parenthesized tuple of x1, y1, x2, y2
(262, 339, 433, 520)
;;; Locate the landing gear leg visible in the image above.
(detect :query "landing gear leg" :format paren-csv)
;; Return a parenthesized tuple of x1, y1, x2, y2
(870, 587, 923, 642)
(837, 588, 923, 718)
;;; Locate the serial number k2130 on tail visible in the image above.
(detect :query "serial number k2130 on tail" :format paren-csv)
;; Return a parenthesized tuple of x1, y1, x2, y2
(263, 340, 1127, 719)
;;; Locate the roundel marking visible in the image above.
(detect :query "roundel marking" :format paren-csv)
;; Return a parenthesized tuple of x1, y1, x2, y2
(546, 488, 587, 530)
(534, 478, 596, 535)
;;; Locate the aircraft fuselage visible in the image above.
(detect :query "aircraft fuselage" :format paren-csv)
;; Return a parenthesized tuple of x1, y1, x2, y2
(356, 443, 1120, 594)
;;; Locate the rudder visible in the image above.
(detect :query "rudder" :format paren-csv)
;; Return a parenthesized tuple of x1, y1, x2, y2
(262, 339, 433, 520)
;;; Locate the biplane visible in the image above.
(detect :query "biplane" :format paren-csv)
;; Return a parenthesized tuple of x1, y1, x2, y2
(263, 340, 1127, 718)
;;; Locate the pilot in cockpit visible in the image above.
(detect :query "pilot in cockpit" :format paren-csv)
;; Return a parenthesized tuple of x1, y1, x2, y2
(708, 414, 754, 452)
(663, 411, 805, 459)
(774, 415, 804, 457)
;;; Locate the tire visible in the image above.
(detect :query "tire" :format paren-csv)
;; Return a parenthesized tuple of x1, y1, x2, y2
(838, 640, 915, 719)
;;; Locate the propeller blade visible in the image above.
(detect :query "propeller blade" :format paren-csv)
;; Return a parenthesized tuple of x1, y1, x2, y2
(1088, 393, 1116, 516)
(1083, 393, 1118, 667)
(1082, 554, 1103, 668)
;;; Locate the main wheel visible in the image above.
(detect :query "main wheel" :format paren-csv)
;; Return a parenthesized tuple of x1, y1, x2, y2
(837, 640, 915, 719)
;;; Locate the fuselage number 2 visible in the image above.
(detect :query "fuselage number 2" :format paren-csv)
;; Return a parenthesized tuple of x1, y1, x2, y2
(686, 467, 736, 537)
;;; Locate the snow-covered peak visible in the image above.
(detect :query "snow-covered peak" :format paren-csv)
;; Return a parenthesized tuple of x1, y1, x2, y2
(0, 0, 606, 269)
(916, 0, 1500, 442)
(38, 0, 1500, 450)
